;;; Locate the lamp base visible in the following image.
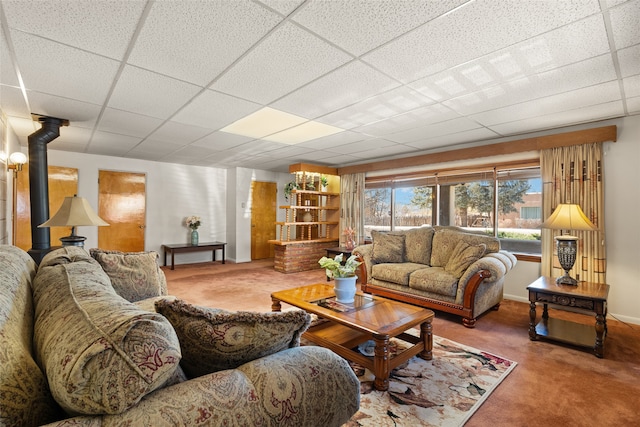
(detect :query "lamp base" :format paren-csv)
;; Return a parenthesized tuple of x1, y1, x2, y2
(555, 235, 579, 286)
(556, 273, 578, 286)
(60, 235, 86, 247)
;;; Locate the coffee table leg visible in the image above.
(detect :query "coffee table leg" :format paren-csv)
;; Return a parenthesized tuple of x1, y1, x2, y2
(373, 334, 390, 391)
(271, 298, 282, 312)
(419, 319, 433, 360)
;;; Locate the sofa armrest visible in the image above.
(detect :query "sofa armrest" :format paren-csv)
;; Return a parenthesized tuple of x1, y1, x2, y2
(456, 250, 517, 306)
(42, 347, 359, 427)
(353, 244, 374, 284)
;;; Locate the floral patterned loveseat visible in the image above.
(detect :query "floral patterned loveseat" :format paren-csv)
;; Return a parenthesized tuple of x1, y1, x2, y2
(0, 245, 359, 426)
(354, 226, 517, 328)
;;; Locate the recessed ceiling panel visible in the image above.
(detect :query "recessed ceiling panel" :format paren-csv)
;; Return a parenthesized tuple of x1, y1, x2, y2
(2, 0, 146, 59)
(273, 61, 400, 119)
(292, 0, 468, 56)
(108, 65, 201, 119)
(128, 0, 282, 86)
(212, 22, 351, 104)
(11, 32, 119, 104)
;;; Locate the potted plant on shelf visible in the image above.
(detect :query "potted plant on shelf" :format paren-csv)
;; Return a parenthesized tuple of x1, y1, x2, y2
(320, 175, 329, 191)
(318, 253, 362, 303)
(284, 181, 300, 202)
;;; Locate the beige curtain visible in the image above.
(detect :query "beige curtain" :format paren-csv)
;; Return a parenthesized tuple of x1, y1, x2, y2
(339, 173, 365, 246)
(541, 143, 606, 283)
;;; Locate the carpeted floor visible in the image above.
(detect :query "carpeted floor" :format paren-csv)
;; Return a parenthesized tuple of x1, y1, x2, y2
(163, 259, 640, 426)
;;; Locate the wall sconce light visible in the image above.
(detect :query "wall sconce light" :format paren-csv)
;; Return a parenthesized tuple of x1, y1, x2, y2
(2, 151, 28, 246)
(6, 151, 28, 176)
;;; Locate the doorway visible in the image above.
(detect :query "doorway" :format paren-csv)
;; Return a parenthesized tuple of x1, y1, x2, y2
(98, 170, 146, 251)
(251, 181, 276, 260)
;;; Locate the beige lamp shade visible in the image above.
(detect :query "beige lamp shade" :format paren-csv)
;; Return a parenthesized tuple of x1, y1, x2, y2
(39, 196, 109, 228)
(540, 203, 597, 232)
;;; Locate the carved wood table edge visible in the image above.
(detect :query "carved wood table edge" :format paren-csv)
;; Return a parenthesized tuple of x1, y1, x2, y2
(271, 283, 435, 391)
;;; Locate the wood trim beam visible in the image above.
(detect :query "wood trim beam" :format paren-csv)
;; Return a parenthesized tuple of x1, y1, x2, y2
(337, 125, 617, 176)
(289, 163, 338, 175)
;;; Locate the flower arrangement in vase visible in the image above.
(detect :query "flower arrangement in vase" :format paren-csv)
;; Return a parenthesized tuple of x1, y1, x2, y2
(318, 253, 362, 303)
(185, 216, 201, 245)
(343, 227, 356, 250)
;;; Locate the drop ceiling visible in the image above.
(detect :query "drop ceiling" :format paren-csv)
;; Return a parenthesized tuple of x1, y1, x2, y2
(0, 0, 638, 172)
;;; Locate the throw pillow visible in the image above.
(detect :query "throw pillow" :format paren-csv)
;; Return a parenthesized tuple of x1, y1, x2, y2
(90, 248, 168, 302)
(32, 247, 181, 415)
(444, 241, 487, 278)
(371, 230, 406, 263)
(155, 299, 311, 378)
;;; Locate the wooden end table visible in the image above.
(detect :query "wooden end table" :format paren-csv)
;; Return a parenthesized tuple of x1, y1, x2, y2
(161, 242, 226, 270)
(527, 276, 609, 358)
(271, 283, 434, 391)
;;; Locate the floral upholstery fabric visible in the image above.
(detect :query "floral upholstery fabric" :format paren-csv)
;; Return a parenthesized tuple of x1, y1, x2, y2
(89, 248, 168, 302)
(409, 267, 460, 297)
(430, 229, 499, 268)
(371, 262, 427, 286)
(371, 230, 406, 263)
(403, 226, 435, 265)
(445, 241, 486, 278)
(0, 245, 62, 427)
(155, 299, 311, 378)
(33, 247, 181, 415)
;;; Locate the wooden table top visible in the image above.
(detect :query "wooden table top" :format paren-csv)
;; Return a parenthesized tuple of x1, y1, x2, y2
(271, 283, 434, 337)
(527, 276, 609, 300)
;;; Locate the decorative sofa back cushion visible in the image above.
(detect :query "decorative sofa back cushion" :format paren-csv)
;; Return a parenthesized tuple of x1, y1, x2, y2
(403, 226, 435, 265)
(371, 230, 406, 263)
(445, 241, 487, 278)
(89, 248, 168, 302)
(430, 229, 499, 268)
(155, 299, 311, 378)
(0, 246, 62, 426)
(33, 247, 181, 416)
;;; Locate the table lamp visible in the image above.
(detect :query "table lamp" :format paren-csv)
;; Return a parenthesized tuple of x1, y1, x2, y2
(540, 203, 597, 285)
(39, 195, 109, 247)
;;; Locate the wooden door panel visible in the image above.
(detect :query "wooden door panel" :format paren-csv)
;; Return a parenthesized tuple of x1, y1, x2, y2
(98, 170, 146, 252)
(251, 181, 276, 259)
(16, 165, 78, 250)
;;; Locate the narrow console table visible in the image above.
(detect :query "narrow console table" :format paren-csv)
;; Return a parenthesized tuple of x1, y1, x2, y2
(527, 276, 609, 358)
(161, 242, 226, 270)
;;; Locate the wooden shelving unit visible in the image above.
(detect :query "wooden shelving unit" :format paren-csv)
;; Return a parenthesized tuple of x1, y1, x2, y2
(275, 189, 340, 242)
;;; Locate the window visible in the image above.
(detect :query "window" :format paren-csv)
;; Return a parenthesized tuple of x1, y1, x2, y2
(364, 165, 541, 254)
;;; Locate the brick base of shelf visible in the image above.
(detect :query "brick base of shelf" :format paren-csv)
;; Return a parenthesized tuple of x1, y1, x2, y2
(273, 240, 339, 273)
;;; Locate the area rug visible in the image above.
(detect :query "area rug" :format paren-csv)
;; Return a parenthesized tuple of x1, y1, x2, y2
(342, 335, 517, 427)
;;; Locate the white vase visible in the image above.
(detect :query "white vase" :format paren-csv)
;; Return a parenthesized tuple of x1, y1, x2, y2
(334, 276, 357, 303)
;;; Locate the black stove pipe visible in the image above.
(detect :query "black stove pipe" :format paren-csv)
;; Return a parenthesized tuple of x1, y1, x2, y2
(27, 114, 69, 264)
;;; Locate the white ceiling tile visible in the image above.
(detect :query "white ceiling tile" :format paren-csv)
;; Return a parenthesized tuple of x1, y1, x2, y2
(406, 128, 501, 151)
(108, 65, 201, 119)
(98, 108, 164, 138)
(386, 117, 482, 144)
(191, 131, 253, 151)
(147, 121, 213, 145)
(256, 0, 305, 16)
(128, 139, 185, 157)
(10, 31, 119, 104)
(0, 33, 19, 87)
(172, 90, 262, 130)
(351, 143, 418, 160)
(471, 81, 623, 126)
(0, 85, 29, 118)
(128, 1, 282, 86)
(273, 61, 400, 119)
(292, 0, 467, 56)
(27, 92, 101, 128)
(623, 75, 640, 97)
(168, 145, 221, 163)
(443, 55, 618, 116)
(1, 0, 146, 59)
(212, 22, 351, 104)
(227, 140, 287, 155)
(617, 44, 640, 78)
(627, 96, 640, 113)
(608, 0, 640, 49)
(490, 101, 625, 135)
(355, 103, 460, 137)
(47, 126, 92, 152)
(363, 0, 600, 83)
(7, 116, 39, 139)
(86, 132, 142, 156)
(329, 138, 396, 155)
(317, 86, 435, 129)
(294, 129, 372, 150)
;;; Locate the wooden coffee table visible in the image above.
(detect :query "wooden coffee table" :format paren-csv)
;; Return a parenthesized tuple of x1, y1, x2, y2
(271, 283, 434, 391)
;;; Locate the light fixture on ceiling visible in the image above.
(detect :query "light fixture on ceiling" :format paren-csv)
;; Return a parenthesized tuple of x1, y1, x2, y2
(39, 195, 109, 248)
(220, 107, 344, 144)
(540, 203, 598, 286)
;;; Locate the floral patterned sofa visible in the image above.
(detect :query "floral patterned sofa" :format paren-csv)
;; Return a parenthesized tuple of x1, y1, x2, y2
(0, 245, 359, 426)
(354, 226, 517, 328)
